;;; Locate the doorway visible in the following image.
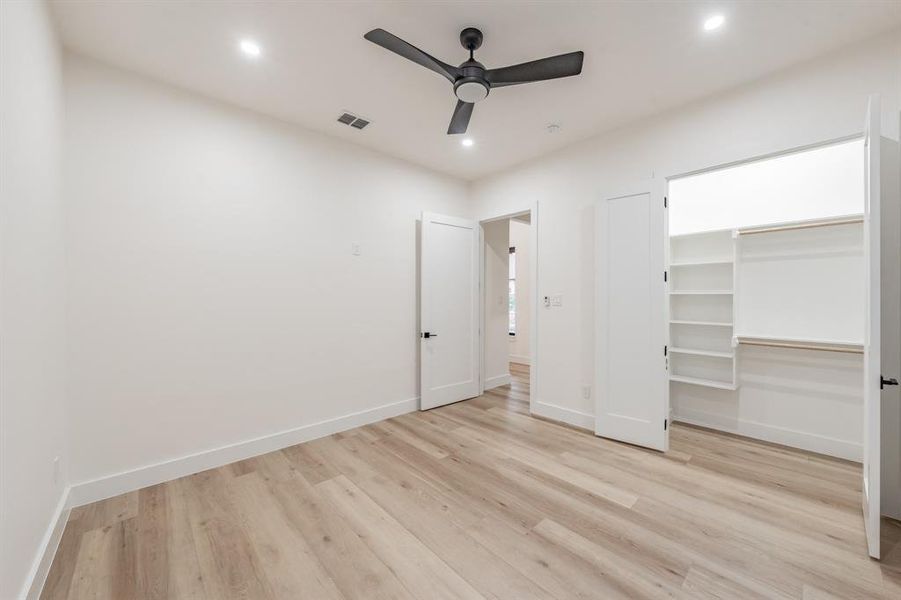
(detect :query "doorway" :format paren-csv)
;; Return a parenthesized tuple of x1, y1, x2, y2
(479, 207, 538, 413)
(660, 101, 897, 560)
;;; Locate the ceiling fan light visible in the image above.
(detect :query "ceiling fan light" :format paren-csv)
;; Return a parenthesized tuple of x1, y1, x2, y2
(454, 79, 489, 103)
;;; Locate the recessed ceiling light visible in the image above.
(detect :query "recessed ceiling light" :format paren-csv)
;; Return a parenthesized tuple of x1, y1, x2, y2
(703, 15, 725, 31)
(461, 138, 474, 147)
(240, 39, 262, 58)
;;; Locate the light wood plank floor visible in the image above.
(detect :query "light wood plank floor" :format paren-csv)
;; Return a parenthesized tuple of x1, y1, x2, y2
(43, 364, 901, 599)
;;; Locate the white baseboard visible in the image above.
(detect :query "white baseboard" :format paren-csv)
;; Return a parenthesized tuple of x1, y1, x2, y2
(672, 406, 861, 462)
(484, 373, 512, 390)
(22, 487, 70, 600)
(531, 400, 594, 431)
(67, 396, 419, 509)
(509, 354, 530, 366)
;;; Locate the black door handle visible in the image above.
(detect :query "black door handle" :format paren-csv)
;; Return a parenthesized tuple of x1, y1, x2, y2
(422, 332, 437, 339)
(882, 376, 899, 390)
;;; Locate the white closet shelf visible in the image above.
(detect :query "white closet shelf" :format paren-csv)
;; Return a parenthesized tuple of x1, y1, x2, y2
(669, 259, 733, 267)
(669, 347, 734, 359)
(670, 375, 738, 391)
(669, 290, 733, 295)
(670, 320, 733, 327)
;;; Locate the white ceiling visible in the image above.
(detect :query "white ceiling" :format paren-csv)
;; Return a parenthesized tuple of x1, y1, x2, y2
(50, 1, 901, 180)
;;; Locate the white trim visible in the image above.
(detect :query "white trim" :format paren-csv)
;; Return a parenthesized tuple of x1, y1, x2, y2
(672, 406, 861, 462)
(22, 487, 70, 600)
(532, 400, 594, 431)
(484, 373, 512, 390)
(509, 354, 531, 365)
(529, 201, 538, 416)
(67, 396, 418, 508)
(478, 223, 485, 394)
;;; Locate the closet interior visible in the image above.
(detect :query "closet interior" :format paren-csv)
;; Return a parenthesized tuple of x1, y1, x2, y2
(667, 139, 867, 461)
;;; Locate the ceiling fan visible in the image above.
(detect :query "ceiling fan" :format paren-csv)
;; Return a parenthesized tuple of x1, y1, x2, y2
(363, 27, 584, 135)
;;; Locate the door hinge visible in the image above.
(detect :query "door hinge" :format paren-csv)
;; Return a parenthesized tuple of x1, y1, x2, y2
(664, 419, 668, 431)
(664, 196, 668, 208)
(664, 345, 668, 356)
(664, 271, 668, 282)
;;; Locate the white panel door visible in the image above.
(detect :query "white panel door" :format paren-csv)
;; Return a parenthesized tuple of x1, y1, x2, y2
(595, 192, 668, 451)
(420, 212, 479, 410)
(862, 94, 882, 559)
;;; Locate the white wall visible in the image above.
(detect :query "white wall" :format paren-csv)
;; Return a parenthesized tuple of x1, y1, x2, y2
(472, 31, 901, 442)
(0, 1, 69, 598)
(669, 138, 863, 236)
(483, 220, 510, 388)
(63, 56, 471, 500)
(509, 218, 531, 365)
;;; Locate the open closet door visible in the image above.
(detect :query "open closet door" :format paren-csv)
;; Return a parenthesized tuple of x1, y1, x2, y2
(862, 95, 882, 559)
(595, 192, 668, 451)
(420, 212, 480, 410)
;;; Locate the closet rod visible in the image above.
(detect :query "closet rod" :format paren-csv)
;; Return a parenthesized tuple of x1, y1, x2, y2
(738, 217, 863, 236)
(738, 339, 863, 354)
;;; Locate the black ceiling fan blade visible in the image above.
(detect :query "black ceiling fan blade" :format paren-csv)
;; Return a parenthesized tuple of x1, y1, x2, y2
(364, 28, 460, 83)
(447, 100, 474, 135)
(485, 51, 584, 88)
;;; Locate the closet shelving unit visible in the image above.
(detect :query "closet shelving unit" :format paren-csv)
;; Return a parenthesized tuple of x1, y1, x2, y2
(667, 214, 865, 392)
(668, 229, 738, 390)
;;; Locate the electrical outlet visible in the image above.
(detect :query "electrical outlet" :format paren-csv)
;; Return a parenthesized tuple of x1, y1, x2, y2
(53, 456, 60, 485)
(582, 386, 591, 400)
(351, 242, 361, 256)
(543, 295, 551, 308)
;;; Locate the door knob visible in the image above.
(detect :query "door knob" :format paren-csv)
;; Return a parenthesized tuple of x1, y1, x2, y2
(422, 332, 438, 339)
(882, 376, 899, 390)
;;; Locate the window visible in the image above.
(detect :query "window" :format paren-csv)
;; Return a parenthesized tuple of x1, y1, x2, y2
(508, 247, 516, 335)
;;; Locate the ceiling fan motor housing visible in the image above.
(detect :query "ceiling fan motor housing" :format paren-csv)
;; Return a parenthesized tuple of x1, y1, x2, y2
(454, 59, 489, 103)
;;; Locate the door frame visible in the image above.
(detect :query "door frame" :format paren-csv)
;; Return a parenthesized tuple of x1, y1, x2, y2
(662, 126, 893, 556)
(662, 134, 868, 430)
(477, 201, 539, 415)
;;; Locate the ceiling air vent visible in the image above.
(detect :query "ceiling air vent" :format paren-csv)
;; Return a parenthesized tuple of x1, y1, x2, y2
(337, 111, 371, 130)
